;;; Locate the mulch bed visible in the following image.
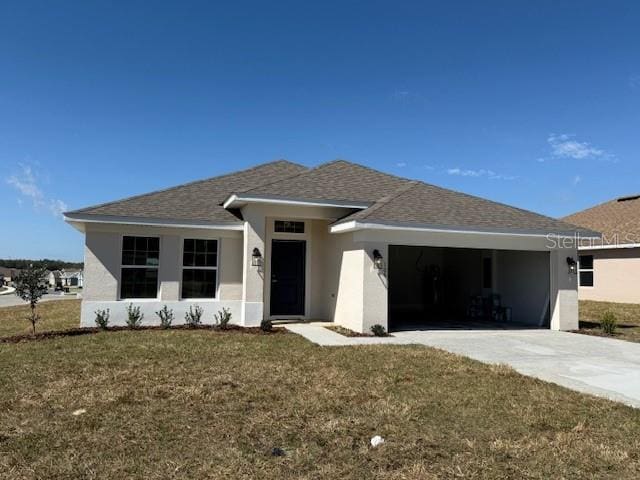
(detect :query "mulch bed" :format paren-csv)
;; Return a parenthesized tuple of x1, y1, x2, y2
(0, 324, 287, 344)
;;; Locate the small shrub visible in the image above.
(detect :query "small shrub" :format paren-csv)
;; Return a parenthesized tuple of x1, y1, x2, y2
(155, 305, 174, 329)
(260, 318, 273, 332)
(185, 305, 203, 327)
(126, 303, 144, 328)
(370, 324, 387, 337)
(214, 307, 232, 330)
(95, 309, 110, 329)
(601, 311, 617, 335)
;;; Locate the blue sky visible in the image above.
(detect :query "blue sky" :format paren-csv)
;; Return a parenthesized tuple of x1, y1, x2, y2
(1, 1, 639, 261)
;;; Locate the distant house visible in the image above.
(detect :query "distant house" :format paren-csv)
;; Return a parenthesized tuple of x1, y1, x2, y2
(47, 270, 62, 288)
(0, 266, 20, 286)
(563, 194, 640, 304)
(61, 270, 84, 288)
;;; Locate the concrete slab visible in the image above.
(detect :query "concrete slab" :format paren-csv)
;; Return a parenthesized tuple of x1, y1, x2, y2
(286, 323, 640, 408)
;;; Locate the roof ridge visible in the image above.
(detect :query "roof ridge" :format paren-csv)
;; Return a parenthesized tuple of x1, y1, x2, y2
(356, 181, 421, 220)
(66, 159, 306, 215)
(233, 160, 335, 196)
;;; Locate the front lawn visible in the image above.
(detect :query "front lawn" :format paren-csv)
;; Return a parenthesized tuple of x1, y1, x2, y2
(579, 300, 640, 343)
(0, 299, 80, 338)
(1, 304, 640, 478)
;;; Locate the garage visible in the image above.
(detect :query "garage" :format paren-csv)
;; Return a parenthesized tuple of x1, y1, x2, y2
(388, 245, 551, 331)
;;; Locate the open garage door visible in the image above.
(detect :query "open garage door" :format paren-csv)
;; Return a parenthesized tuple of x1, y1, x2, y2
(388, 245, 550, 331)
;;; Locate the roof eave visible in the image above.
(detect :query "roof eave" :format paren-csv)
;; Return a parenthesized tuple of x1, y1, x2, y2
(63, 213, 244, 233)
(330, 220, 601, 239)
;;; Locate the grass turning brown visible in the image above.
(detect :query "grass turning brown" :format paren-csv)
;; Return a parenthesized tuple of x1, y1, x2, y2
(579, 300, 640, 343)
(1, 301, 640, 478)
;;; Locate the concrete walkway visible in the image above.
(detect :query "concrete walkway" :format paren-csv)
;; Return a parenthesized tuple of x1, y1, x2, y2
(286, 323, 640, 408)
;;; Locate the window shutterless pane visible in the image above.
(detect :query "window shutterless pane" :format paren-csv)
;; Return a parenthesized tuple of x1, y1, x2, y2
(579, 271, 594, 287)
(182, 239, 218, 267)
(579, 255, 594, 270)
(120, 268, 158, 299)
(181, 269, 217, 298)
(122, 236, 159, 266)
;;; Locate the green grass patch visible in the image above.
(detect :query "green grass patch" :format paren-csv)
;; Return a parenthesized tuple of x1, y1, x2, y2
(579, 300, 640, 343)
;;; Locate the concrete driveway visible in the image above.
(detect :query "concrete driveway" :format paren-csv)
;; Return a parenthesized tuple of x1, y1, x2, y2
(287, 324, 640, 408)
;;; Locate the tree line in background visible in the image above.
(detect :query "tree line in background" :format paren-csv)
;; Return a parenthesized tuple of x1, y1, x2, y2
(0, 259, 83, 271)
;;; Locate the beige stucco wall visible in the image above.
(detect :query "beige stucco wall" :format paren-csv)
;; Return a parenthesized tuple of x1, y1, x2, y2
(81, 223, 243, 327)
(578, 247, 640, 304)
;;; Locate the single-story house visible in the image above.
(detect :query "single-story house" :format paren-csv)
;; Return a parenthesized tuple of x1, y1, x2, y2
(64, 160, 596, 332)
(47, 270, 62, 288)
(0, 266, 20, 286)
(61, 270, 84, 288)
(563, 194, 640, 304)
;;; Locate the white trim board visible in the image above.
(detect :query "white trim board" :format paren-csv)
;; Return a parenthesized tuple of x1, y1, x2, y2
(330, 220, 597, 239)
(64, 213, 244, 232)
(578, 243, 640, 251)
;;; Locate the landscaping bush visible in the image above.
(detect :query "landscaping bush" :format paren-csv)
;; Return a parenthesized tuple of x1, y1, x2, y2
(260, 318, 272, 332)
(126, 303, 144, 328)
(370, 324, 387, 337)
(601, 311, 617, 335)
(95, 309, 110, 329)
(185, 305, 203, 327)
(155, 305, 174, 329)
(214, 307, 232, 330)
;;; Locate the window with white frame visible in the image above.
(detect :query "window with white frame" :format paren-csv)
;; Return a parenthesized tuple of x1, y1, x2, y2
(578, 255, 594, 287)
(121, 236, 159, 299)
(182, 239, 218, 298)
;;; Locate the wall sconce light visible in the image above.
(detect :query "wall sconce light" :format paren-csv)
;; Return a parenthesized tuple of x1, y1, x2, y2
(373, 249, 384, 270)
(566, 256, 577, 275)
(251, 248, 263, 267)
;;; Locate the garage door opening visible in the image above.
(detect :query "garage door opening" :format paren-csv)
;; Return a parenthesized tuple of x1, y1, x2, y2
(388, 245, 550, 331)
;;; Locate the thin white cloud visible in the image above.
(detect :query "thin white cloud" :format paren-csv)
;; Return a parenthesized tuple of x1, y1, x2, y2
(547, 134, 613, 161)
(396, 162, 407, 168)
(572, 175, 582, 186)
(7, 163, 68, 218)
(629, 74, 640, 89)
(446, 168, 517, 181)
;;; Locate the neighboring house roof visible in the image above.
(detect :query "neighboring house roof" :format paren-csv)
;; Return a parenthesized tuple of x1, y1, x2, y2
(66, 159, 596, 237)
(65, 160, 308, 224)
(563, 195, 640, 246)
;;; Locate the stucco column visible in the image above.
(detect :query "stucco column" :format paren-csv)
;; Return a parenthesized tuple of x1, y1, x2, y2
(241, 207, 266, 326)
(361, 243, 389, 333)
(550, 248, 579, 330)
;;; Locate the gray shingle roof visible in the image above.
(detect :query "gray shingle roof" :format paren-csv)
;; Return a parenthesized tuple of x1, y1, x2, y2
(335, 181, 598, 236)
(563, 195, 640, 245)
(66, 160, 308, 223)
(67, 158, 596, 236)
(237, 160, 409, 203)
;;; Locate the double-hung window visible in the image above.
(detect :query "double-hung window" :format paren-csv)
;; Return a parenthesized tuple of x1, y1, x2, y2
(578, 255, 594, 287)
(121, 236, 159, 299)
(182, 239, 218, 299)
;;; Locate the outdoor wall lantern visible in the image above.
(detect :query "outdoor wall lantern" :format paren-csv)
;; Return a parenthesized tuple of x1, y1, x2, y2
(252, 248, 263, 267)
(566, 256, 577, 275)
(373, 249, 384, 270)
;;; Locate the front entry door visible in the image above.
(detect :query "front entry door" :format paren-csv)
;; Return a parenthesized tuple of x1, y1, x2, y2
(270, 240, 306, 316)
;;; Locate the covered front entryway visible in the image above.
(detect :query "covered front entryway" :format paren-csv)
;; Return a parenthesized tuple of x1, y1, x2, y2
(388, 245, 550, 331)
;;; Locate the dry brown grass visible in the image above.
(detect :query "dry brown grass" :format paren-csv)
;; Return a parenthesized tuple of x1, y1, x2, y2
(0, 299, 80, 338)
(1, 300, 640, 478)
(579, 300, 640, 343)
